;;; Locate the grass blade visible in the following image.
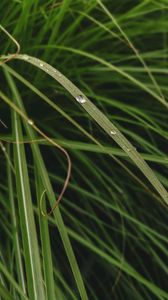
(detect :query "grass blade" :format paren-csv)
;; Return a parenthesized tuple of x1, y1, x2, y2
(35, 167, 57, 300)
(12, 110, 45, 300)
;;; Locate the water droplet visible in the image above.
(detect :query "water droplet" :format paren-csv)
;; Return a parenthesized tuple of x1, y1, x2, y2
(40, 63, 44, 67)
(53, 70, 62, 77)
(27, 119, 34, 125)
(110, 130, 117, 135)
(75, 95, 86, 104)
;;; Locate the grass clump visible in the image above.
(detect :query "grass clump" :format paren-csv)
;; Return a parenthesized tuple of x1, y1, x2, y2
(0, 1, 168, 300)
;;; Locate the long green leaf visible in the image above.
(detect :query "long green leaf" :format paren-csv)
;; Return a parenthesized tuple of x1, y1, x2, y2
(35, 166, 57, 300)
(12, 111, 45, 300)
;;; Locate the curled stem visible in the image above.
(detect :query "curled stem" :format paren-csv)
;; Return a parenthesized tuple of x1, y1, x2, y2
(0, 24, 20, 66)
(34, 124, 71, 216)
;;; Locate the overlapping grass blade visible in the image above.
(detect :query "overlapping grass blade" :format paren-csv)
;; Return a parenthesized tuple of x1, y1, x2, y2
(12, 109, 45, 300)
(34, 167, 56, 300)
(7, 145, 26, 299)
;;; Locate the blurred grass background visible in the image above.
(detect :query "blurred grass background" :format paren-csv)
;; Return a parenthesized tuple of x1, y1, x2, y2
(0, 1, 168, 299)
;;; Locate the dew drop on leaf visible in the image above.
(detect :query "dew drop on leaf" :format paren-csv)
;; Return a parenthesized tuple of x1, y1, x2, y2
(75, 95, 86, 104)
(110, 130, 117, 135)
(27, 119, 34, 125)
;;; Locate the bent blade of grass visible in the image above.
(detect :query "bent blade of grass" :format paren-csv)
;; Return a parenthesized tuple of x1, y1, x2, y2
(12, 110, 46, 300)
(3, 70, 88, 300)
(2, 64, 163, 200)
(13, 54, 168, 204)
(23, 46, 168, 109)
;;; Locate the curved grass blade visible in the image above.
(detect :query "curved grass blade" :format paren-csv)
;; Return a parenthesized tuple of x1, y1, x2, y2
(20, 47, 168, 109)
(13, 54, 168, 205)
(2, 64, 163, 200)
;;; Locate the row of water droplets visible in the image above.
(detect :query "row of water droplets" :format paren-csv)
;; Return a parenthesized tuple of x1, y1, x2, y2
(74, 96, 133, 153)
(22, 55, 134, 153)
(110, 130, 132, 152)
(15, 56, 168, 204)
(74, 97, 133, 154)
(22, 55, 88, 105)
(22, 54, 62, 77)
